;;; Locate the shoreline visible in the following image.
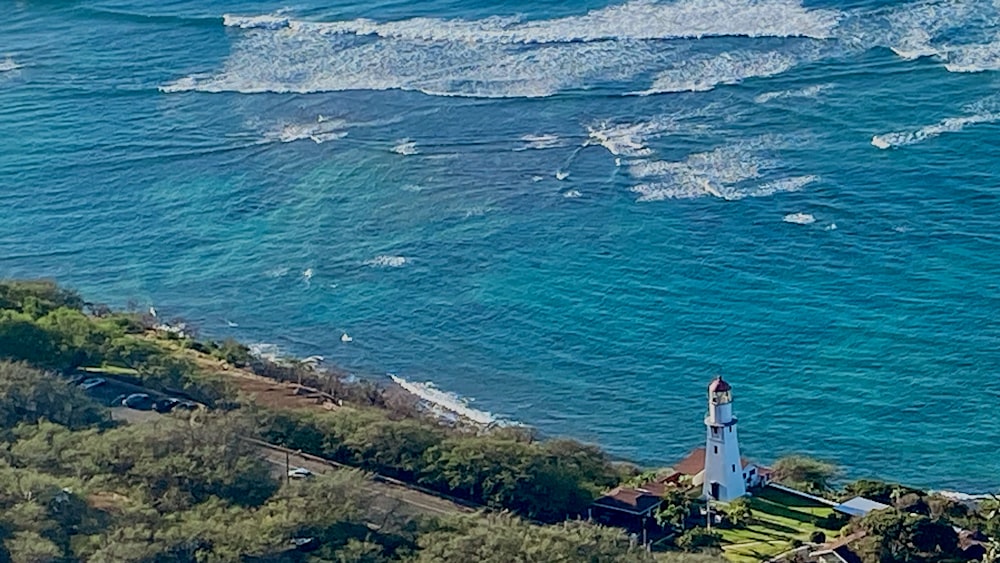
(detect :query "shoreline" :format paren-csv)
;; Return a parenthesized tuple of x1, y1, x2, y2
(235, 331, 996, 497)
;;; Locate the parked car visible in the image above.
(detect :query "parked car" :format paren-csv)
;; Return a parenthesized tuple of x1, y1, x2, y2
(78, 377, 106, 390)
(153, 398, 180, 413)
(110, 394, 128, 407)
(287, 467, 314, 479)
(122, 393, 154, 410)
(153, 398, 199, 413)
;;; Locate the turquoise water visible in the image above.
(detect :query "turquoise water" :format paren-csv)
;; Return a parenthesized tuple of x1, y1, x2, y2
(3, 0, 1000, 491)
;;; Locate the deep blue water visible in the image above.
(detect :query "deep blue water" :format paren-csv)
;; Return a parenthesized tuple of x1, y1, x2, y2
(3, 0, 1000, 491)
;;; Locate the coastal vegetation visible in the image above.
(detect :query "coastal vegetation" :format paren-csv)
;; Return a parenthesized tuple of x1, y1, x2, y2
(0, 279, 997, 563)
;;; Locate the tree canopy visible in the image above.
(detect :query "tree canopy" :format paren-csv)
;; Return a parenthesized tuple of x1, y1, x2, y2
(772, 455, 839, 495)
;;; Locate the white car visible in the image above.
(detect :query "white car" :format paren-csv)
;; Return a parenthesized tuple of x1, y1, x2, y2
(287, 467, 314, 479)
(78, 378, 106, 390)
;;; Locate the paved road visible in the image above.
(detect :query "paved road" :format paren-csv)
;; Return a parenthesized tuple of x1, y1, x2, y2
(259, 446, 472, 518)
(110, 406, 472, 519)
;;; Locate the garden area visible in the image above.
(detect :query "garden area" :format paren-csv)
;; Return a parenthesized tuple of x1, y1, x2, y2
(716, 486, 839, 563)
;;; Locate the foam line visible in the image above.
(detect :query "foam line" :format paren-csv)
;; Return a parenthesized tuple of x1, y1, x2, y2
(389, 374, 499, 425)
(872, 113, 999, 149)
(166, 0, 839, 98)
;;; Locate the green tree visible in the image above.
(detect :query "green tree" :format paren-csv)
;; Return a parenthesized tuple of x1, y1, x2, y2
(0, 280, 84, 317)
(772, 455, 839, 495)
(0, 361, 107, 430)
(855, 508, 958, 563)
(655, 490, 694, 529)
(412, 513, 654, 563)
(725, 497, 753, 528)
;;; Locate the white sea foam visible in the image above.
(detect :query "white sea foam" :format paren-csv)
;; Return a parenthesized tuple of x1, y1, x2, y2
(555, 170, 570, 181)
(748, 175, 817, 197)
(169, 0, 838, 98)
(783, 212, 816, 225)
(943, 40, 1000, 73)
(365, 255, 407, 268)
(563, 189, 582, 198)
(265, 266, 290, 278)
(392, 140, 419, 155)
(890, 28, 938, 61)
(223, 14, 291, 30)
(265, 117, 348, 144)
(248, 343, 282, 362)
(587, 119, 671, 157)
(224, 0, 839, 43)
(627, 136, 812, 201)
(389, 374, 499, 425)
(0, 58, 22, 73)
(515, 134, 562, 151)
(870, 0, 1000, 72)
(872, 113, 1000, 149)
(754, 84, 829, 103)
(637, 49, 799, 94)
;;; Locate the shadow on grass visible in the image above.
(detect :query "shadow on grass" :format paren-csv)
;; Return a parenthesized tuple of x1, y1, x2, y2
(752, 517, 801, 536)
(755, 487, 830, 509)
(751, 498, 819, 525)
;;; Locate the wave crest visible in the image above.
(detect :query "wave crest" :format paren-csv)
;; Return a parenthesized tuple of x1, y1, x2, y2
(872, 113, 999, 149)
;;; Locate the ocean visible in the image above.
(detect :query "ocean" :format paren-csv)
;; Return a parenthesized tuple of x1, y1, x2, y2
(3, 0, 999, 492)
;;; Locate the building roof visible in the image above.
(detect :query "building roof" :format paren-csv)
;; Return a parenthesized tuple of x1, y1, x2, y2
(592, 486, 663, 516)
(708, 376, 731, 393)
(833, 496, 891, 517)
(673, 447, 755, 477)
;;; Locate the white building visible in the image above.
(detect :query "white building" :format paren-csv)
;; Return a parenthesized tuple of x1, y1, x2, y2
(702, 376, 747, 502)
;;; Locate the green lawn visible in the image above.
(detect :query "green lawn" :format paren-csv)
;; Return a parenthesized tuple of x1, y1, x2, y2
(82, 364, 139, 376)
(717, 486, 838, 563)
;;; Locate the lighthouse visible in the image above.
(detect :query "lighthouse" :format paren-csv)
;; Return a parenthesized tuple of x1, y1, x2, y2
(702, 376, 747, 502)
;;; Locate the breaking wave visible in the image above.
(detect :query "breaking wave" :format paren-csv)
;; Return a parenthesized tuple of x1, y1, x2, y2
(783, 212, 816, 225)
(515, 134, 563, 151)
(0, 58, 21, 73)
(365, 255, 408, 268)
(755, 84, 830, 103)
(392, 140, 419, 155)
(223, 0, 840, 43)
(264, 117, 348, 144)
(636, 49, 800, 94)
(627, 136, 813, 201)
(389, 374, 501, 425)
(165, 0, 839, 98)
(872, 113, 999, 149)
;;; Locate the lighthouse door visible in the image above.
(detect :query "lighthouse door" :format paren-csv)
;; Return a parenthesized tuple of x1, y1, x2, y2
(710, 482, 720, 500)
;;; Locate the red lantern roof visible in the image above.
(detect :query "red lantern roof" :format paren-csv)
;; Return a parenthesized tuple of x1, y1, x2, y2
(708, 376, 731, 393)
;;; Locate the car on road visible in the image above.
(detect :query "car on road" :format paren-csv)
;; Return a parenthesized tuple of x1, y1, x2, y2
(287, 467, 314, 479)
(122, 393, 154, 410)
(153, 398, 199, 413)
(78, 377, 106, 390)
(110, 394, 128, 407)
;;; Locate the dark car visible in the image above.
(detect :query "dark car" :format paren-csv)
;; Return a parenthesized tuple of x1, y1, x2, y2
(154, 398, 199, 413)
(110, 394, 128, 407)
(123, 393, 154, 410)
(153, 398, 180, 413)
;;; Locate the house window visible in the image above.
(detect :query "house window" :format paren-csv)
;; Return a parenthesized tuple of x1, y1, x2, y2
(712, 427, 718, 436)
(732, 464, 736, 472)
(713, 446, 718, 454)
(729, 427, 733, 433)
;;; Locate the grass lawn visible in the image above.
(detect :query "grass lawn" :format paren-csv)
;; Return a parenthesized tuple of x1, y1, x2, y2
(82, 364, 139, 376)
(716, 486, 838, 563)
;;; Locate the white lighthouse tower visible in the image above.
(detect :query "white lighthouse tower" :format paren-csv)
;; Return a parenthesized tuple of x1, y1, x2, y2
(702, 376, 746, 502)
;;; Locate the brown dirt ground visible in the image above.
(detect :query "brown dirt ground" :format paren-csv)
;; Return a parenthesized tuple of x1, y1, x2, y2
(154, 335, 341, 412)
